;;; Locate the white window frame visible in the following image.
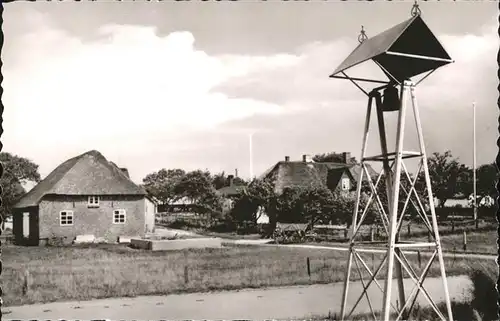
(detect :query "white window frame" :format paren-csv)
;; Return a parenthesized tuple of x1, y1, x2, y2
(113, 209, 126, 224)
(88, 196, 100, 208)
(341, 178, 351, 191)
(60, 210, 74, 226)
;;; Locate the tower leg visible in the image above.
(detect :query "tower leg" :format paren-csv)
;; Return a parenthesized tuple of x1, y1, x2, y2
(381, 81, 409, 321)
(374, 91, 407, 320)
(410, 85, 454, 321)
(340, 95, 373, 321)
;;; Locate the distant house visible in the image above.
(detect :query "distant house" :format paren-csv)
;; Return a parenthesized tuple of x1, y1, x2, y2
(259, 153, 376, 195)
(157, 197, 197, 214)
(216, 175, 247, 214)
(12, 150, 155, 246)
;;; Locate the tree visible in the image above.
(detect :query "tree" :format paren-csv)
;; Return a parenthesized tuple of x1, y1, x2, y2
(330, 190, 380, 227)
(475, 163, 498, 197)
(313, 152, 357, 164)
(212, 171, 247, 190)
(421, 151, 470, 208)
(175, 170, 222, 215)
(0, 152, 42, 217)
(212, 172, 228, 190)
(298, 185, 335, 227)
(142, 169, 186, 206)
(230, 178, 278, 234)
(276, 186, 305, 223)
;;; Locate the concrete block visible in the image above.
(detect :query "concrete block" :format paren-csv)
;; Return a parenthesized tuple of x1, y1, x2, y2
(74, 234, 96, 244)
(118, 236, 139, 244)
(131, 238, 152, 250)
(130, 237, 222, 251)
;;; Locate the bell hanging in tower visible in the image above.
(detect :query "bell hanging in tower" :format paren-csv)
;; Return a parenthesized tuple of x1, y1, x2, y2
(382, 85, 401, 112)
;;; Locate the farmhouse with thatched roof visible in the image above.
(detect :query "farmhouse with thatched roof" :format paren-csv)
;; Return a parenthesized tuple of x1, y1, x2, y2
(259, 153, 377, 194)
(12, 150, 156, 246)
(216, 175, 248, 215)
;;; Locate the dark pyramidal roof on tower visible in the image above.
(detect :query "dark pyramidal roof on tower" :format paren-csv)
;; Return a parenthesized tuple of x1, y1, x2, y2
(330, 15, 453, 82)
(14, 150, 145, 208)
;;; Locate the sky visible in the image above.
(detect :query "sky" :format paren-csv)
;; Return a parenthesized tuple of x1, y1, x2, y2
(3, 1, 498, 184)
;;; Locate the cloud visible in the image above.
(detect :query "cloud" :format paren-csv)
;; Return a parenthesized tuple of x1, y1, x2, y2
(3, 10, 496, 182)
(214, 20, 498, 167)
(3, 18, 300, 155)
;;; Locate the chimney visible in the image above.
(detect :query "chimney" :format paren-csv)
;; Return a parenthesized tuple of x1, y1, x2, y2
(302, 154, 312, 163)
(342, 152, 351, 164)
(228, 175, 234, 186)
(285, 156, 290, 162)
(235, 168, 238, 178)
(120, 168, 130, 178)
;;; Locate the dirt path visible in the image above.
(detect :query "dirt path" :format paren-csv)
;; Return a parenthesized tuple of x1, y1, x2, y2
(4, 276, 471, 320)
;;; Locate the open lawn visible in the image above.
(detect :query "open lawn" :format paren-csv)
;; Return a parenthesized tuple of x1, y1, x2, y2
(2, 243, 495, 307)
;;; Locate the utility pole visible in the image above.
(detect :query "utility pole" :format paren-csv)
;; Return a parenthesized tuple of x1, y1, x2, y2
(249, 133, 254, 180)
(473, 102, 477, 228)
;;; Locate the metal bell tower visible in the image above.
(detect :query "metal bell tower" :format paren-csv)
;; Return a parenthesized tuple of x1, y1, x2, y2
(329, 3, 455, 321)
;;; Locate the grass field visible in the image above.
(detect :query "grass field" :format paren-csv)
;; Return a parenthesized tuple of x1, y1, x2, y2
(2, 243, 496, 307)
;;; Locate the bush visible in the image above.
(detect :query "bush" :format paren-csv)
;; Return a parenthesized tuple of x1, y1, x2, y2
(468, 264, 499, 321)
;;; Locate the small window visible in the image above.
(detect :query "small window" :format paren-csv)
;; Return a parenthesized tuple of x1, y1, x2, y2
(341, 178, 351, 191)
(88, 196, 100, 208)
(113, 209, 126, 224)
(60, 211, 74, 226)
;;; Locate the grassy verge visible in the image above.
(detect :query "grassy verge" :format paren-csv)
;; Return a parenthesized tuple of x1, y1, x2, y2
(2, 243, 496, 307)
(302, 261, 498, 321)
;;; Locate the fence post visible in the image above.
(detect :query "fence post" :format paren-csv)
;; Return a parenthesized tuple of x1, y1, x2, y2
(184, 265, 189, 284)
(307, 257, 311, 278)
(417, 250, 421, 269)
(451, 219, 455, 233)
(463, 231, 467, 252)
(344, 228, 348, 240)
(370, 226, 375, 242)
(23, 269, 30, 295)
(407, 222, 411, 236)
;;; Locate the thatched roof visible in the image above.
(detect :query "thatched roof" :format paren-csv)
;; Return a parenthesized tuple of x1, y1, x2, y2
(14, 150, 145, 208)
(260, 160, 376, 194)
(216, 185, 247, 197)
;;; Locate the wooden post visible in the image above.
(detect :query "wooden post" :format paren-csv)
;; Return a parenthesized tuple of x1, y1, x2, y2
(463, 231, 467, 252)
(451, 219, 455, 233)
(370, 225, 375, 242)
(417, 250, 421, 269)
(307, 257, 311, 278)
(344, 228, 348, 240)
(184, 265, 189, 284)
(407, 222, 411, 236)
(23, 269, 30, 295)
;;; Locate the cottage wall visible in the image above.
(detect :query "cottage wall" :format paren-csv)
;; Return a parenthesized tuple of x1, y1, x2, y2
(144, 198, 156, 233)
(38, 195, 146, 242)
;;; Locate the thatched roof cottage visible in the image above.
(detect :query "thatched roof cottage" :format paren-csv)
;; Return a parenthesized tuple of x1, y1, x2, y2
(259, 153, 377, 194)
(12, 150, 156, 246)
